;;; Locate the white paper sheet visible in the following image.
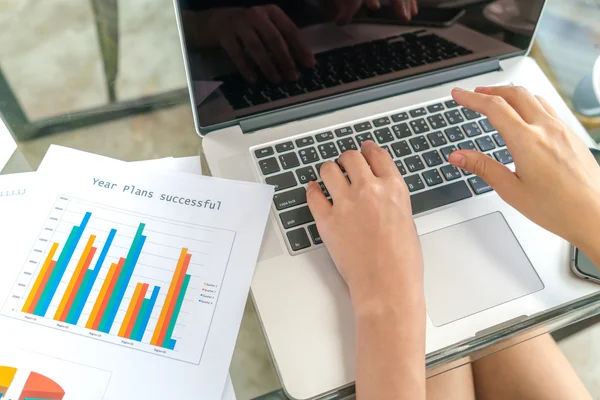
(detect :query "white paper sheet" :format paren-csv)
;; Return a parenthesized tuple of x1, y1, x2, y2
(0, 119, 17, 171)
(0, 146, 269, 399)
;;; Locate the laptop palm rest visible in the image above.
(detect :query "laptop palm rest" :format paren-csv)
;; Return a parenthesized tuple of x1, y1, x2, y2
(421, 212, 544, 327)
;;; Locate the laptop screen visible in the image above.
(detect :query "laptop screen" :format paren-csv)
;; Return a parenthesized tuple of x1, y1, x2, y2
(177, 0, 545, 131)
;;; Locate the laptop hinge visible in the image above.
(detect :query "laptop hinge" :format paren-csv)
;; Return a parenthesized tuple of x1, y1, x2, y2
(239, 58, 501, 134)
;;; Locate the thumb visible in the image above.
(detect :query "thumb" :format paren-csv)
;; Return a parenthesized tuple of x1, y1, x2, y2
(449, 150, 519, 195)
(306, 181, 332, 222)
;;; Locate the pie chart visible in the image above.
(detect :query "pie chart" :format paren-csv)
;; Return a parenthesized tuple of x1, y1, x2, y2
(0, 366, 65, 400)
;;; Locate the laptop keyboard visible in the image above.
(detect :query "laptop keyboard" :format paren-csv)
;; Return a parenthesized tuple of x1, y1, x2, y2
(251, 97, 513, 254)
(218, 32, 473, 110)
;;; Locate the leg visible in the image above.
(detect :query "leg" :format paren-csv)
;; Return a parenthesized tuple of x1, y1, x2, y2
(472, 333, 591, 400)
(427, 364, 476, 400)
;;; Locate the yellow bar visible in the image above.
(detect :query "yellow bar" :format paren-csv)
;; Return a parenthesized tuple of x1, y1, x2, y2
(54, 235, 96, 320)
(118, 283, 144, 337)
(86, 262, 117, 329)
(151, 248, 187, 345)
(22, 243, 59, 313)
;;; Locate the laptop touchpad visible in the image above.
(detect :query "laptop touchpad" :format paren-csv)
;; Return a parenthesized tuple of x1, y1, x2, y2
(421, 212, 544, 327)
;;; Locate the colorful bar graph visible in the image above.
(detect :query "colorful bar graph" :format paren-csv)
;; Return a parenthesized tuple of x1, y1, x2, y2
(164, 273, 191, 350)
(98, 223, 146, 333)
(151, 248, 189, 346)
(22, 243, 59, 313)
(34, 212, 91, 316)
(66, 229, 117, 324)
(85, 258, 124, 330)
(90, 258, 125, 331)
(130, 285, 161, 342)
(54, 235, 97, 321)
(118, 283, 147, 338)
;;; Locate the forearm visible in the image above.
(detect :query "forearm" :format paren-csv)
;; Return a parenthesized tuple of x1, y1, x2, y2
(569, 203, 600, 271)
(353, 284, 426, 399)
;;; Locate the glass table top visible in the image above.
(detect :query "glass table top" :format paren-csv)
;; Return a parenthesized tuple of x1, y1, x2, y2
(1, 0, 599, 399)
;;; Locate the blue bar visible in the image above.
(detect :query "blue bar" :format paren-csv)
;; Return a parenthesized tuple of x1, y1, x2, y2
(66, 229, 117, 324)
(165, 338, 176, 350)
(34, 212, 91, 316)
(98, 223, 146, 333)
(130, 286, 160, 341)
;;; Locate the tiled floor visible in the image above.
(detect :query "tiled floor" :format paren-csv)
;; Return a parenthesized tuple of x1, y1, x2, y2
(1, 0, 599, 399)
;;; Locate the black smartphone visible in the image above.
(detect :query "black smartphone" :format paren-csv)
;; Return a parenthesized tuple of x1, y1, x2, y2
(571, 147, 600, 283)
(354, 6, 466, 28)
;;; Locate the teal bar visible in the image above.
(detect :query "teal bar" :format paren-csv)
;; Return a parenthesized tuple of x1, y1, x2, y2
(98, 223, 146, 333)
(130, 286, 160, 341)
(34, 212, 91, 316)
(162, 274, 190, 348)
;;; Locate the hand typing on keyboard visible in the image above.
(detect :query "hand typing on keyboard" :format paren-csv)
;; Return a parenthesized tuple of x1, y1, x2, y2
(449, 86, 600, 266)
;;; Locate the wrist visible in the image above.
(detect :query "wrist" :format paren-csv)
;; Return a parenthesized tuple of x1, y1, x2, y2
(569, 203, 600, 268)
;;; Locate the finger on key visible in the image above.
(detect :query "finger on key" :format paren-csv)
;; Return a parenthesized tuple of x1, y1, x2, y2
(319, 161, 349, 199)
(338, 150, 373, 183)
(361, 140, 399, 178)
(306, 181, 332, 221)
(535, 95, 560, 119)
(452, 88, 528, 148)
(474, 86, 549, 125)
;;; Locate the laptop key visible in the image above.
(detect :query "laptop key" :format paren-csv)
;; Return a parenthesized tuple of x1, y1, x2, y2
(334, 126, 353, 137)
(318, 181, 330, 197)
(279, 153, 300, 169)
(494, 149, 513, 164)
(468, 176, 493, 195)
(458, 140, 477, 151)
(492, 133, 506, 147)
(280, 206, 314, 229)
(296, 166, 318, 184)
(462, 108, 481, 120)
(427, 103, 445, 113)
(374, 127, 395, 144)
(391, 141, 412, 158)
(337, 137, 358, 152)
(444, 127, 465, 142)
(381, 145, 393, 159)
(422, 169, 444, 186)
(354, 121, 372, 132)
(409, 107, 427, 118)
(266, 171, 297, 191)
(259, 157, 280, 175)
(427, 131, 447, 147)
(404, 155, 425, 173)
(475, 136, 496, 152)
(287, 228, 311, 251)
(318, 143, 339, 159)
(255, 147, 274, 158)
(440, 165, 462, 181)
(427, 114, 448, 129)
(299, 147, 319, 164)
(440, 145, 458, 161)
(411, 181, 473, 215)
(307, 224, 323, 245)
(410, 118, 430, 134)
(373, 117, 391, 127)
(274, 187, 307, 210)
(479, 118, 495, 133)
(444, 110, 465, 125)
(462, 122, 482, 138)
(391, 112, 409, 122)
(395, 160, 407, 175)
(356, 132, 374, 147)
(316, 131, 334, 142)
(275, 141, 294, 152)
(392, 123, 412, 139)
(404, 174, 426, 192)
(409, 136, 430, 152)
(422, 150, 443, 167)
(445, 99, 460, 108)
(295, 137, 315, 147)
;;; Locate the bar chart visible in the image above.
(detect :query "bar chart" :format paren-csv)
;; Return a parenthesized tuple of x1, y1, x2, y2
(3, 196, 236, 364)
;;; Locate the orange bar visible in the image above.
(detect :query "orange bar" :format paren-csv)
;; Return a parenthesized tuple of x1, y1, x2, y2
(157, 253, 191, 347)
(86, 262, 117, 329)
(59, 246, 97, 321)
(124, 283, 148, 338)
(118, 283, 144, 337)
(23, 243, 59, 313)
(54, 236, 96, 320)
(91, 257, 125, 331)
(151, 248, 188, 345)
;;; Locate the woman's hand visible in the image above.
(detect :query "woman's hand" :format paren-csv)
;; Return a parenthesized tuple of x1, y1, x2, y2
(450, 86, 600, 262)
(306, 141, 423, 307)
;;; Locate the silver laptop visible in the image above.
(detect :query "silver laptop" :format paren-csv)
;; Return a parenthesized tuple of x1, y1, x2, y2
(174, 1, 599, 399)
